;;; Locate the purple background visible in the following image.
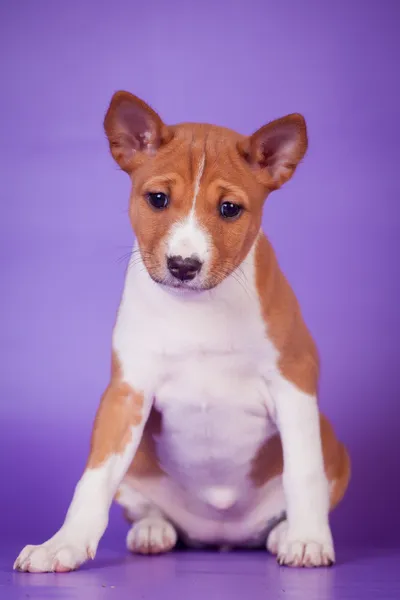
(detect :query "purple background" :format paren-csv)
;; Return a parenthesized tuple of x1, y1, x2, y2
(1, 0, 399, 553)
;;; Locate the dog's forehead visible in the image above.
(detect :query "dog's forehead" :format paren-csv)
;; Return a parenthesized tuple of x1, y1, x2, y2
(171, 122, 244, 151)
(150, 123, 249, 184)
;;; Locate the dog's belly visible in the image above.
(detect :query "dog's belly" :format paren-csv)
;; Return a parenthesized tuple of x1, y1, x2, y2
(124, 470, 285, 546)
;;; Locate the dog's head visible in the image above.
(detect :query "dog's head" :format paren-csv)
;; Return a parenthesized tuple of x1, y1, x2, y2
(104, 91, 307, 291)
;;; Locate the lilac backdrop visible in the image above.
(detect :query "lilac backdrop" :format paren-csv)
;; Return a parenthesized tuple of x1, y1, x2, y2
(1, 0, 399, 550)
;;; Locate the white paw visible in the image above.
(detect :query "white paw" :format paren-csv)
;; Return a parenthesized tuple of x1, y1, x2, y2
(127, 518, 177, 555)
(14, 532, 96, 573)
(276, 525, 335, 568)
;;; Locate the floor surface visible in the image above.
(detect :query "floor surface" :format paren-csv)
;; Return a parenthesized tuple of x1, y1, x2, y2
(2, 542, 399, 600)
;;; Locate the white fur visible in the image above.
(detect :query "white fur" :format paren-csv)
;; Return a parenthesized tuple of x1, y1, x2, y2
(201, 486, 238, 510)
(189, 152, 205, 216)
(15, 231, 333, 571)
(113, 237, 332, 554)
(166, 215, 210, 265)
(166, 153, 210, 269)
(127, 517, 177, 554)
(121, 470, 286, 546)
(271, 378, 333, 565)
(14, 416, 152, 572)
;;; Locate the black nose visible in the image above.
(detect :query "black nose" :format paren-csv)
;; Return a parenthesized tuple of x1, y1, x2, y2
(167, 255, 202, 282)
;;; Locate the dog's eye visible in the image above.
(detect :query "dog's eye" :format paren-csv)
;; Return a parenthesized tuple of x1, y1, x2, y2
(219, 201, 242, 220)
(146, 192, 169, 210)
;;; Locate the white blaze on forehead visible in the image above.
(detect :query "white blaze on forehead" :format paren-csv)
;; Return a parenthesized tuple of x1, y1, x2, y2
(167, 152, 210, 262)
(190, 152, 205, 216)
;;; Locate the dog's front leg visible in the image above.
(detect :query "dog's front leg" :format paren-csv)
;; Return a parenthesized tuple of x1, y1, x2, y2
(14, 368, 153, 573)
(271, 376, 334, 568)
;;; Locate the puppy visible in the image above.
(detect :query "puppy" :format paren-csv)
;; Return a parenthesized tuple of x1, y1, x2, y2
(14, 91, 350, 573)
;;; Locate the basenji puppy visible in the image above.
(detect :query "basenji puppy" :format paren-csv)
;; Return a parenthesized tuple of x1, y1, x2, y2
(14, 91, 350, 573)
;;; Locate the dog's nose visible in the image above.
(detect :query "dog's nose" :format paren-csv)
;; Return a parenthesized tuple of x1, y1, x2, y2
(167, 255, 202, 282)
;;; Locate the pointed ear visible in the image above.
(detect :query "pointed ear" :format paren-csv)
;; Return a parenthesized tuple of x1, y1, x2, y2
(103, 91, 171, 173)
(240, 114, 308, 190)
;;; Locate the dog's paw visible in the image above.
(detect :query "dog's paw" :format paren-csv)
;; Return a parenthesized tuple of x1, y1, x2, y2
(127, 518, 177, 555)
(14, 533, 96, 573)
(276, 524, 335, 568)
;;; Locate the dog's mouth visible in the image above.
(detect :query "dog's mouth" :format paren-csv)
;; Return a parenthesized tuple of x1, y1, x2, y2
(147, 269, 221, 293)
(152, 275, 209, 293)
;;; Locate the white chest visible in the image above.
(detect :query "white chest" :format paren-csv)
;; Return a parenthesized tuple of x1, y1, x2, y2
(113, 243, 280, 499)
(153, 348, 275, 484)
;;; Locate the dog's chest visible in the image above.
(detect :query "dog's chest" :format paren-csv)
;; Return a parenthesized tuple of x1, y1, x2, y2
(153, 347, 276, 486)
(149, 291, 278, 490)
(115, 248, 280, 490)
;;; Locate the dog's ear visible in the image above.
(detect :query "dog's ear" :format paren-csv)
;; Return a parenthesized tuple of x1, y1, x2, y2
(104, 91, 171, 173)
(239, 114, 308, 190)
